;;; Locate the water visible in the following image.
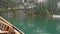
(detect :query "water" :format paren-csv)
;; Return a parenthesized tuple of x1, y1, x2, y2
(2, 16, 60, 34)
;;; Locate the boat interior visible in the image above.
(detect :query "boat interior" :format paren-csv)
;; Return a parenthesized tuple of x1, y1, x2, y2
(0, 16, 24, 34)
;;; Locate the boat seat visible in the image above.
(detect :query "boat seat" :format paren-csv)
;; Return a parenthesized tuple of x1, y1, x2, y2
(0, 21, 2, 30)
(1, 23, 6, 30)
(8, 27, 15, 34)
(0, 31, 8, 34)
(4, 26, 9, 31)
(0, 21, 4, 30)
(0, 21, 9, 31)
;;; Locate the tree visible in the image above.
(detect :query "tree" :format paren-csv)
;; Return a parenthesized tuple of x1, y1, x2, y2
(0, 0, 16, 17)
(0, 0, 16, 8)
(47, 0, 57, 15)
(34, 1, 48, 15)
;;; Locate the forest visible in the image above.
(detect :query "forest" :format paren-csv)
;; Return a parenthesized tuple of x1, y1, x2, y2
(0, 0, 60, 17)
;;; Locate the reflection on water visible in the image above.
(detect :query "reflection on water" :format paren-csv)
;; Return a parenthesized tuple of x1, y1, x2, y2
(1, 15, 60, 34)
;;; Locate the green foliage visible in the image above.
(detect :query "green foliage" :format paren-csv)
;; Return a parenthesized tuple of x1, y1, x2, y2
(47, 0, 57, 14)
(34, 2, 48, 15)
(0, 0, 16, 8)
(0, 0, 58, 16)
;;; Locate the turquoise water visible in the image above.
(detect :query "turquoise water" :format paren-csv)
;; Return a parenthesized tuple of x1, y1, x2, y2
(3, 16, 60, 34)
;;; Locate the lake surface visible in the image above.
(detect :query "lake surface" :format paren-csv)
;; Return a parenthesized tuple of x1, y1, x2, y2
(2, 16, 60, 34)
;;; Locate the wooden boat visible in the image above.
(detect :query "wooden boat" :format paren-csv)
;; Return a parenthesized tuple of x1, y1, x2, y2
(0, 16, 24, 34)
